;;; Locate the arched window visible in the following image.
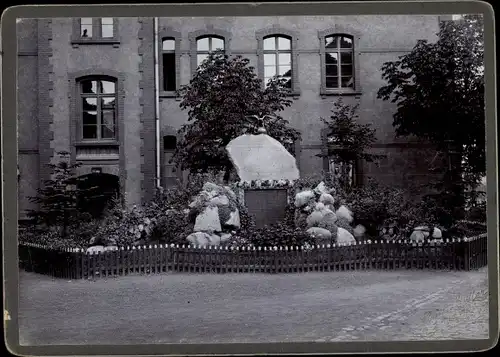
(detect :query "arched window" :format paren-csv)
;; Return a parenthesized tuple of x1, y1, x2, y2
(162, 38, 176, 92)
(262, 35, 292, 88)
(79, 77, 117, 141)
(196, 36, 225, 67)
(324, 35, 355, 89)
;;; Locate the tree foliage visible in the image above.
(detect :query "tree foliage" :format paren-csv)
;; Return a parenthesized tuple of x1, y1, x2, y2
(27, 151, 106, 237)
(173, 50, 301, 181)
(377, 15, 485, 186)
(318, 98, 384, 189)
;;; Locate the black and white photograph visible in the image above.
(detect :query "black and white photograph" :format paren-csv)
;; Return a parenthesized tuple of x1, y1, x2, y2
(4, 2, 496, 353)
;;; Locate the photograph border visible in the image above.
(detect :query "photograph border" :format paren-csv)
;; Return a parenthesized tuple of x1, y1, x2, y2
(2, 1, 498, 355)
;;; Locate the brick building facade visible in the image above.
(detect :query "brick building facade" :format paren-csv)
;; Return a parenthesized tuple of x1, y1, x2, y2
(17, 15, 449, 219)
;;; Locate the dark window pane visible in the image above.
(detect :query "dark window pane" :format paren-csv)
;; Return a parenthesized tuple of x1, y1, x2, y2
(81, 18, 92, 38)
(264, 53, 276, 66)
(83, 97, 97, 111)
(81, 80, 98, 94)
(263, 37, 275, 50)
(163, 135, 177, 151)
(100, 80, 116, 94)
(163, 53, 176, 91)
(340, 36, 353, 48)
(211, 37, 224, 51)
(101, 110, 115, 138)
(325, 52, 338, 65)
(278, 37, 291, 50)
(101, 125, 115, 139)
(162, 39, 175, 51)
(83, 125, 97, 139)
(340, 52, 353, 64)
(101, 97, 115, 110)
(325, 36, 338, 48)
(326, 64, 338, 76)
(340, 64, 353, 77)
(82, 110, 97, 125)
(341, 76, 354, 88)
(326, 76, 339, 88)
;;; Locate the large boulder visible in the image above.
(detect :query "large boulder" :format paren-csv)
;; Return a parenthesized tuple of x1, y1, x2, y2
(194, 206, 222, 233)
(225, 208, 241, 229)
(318, 193, 335, 206)
(353, 224, 366, 239)
(314, 181, 329, 195)
(336, 205, 353, 223)
(295, 190, 315, 208)
(186, 232, 211, 246)
(87, 245, 105, 253)
(306, 227, 332, 244)
(226, 133, 299, 182)
(336, 227, 356, 244)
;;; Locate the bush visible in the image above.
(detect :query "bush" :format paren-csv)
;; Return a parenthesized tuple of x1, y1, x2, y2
(237, 220, 315, 248)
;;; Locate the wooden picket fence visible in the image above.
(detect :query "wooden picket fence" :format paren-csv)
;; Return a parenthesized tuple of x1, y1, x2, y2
(18, 234, 488, 280)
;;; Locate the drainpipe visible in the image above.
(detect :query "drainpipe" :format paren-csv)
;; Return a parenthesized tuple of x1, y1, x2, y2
(153, 17, 161, 189)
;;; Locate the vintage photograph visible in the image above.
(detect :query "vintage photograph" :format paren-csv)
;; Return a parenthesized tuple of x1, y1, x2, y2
(15, 12, 489, 346)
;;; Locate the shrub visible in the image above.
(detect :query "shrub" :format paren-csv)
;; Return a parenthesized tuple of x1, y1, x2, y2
(238, 220, 314, 248)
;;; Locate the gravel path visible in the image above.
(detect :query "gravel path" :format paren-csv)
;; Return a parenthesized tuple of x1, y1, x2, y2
(18, 268, 489, 345)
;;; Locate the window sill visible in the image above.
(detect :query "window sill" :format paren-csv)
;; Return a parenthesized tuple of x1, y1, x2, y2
(284, 89, 302, 98)
(71, 39, 120, 48)
(320, 90, 362, 97)
(160, 91, 181, 100)
(75, 141, 119, 147)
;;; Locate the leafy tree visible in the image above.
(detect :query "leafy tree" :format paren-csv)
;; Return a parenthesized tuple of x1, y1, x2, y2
(318, 98, 384, 191)
(27, 151, 97, 237)
(377, 15, 485, 220)
(173, 50, 301, 182)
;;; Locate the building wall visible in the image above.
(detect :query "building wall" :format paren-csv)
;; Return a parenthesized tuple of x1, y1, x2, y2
(17, 15, 443, 217)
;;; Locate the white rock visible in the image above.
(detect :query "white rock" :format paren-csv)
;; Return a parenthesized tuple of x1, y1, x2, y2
(336, 227, 356, 244)
(87, 245, 105, 253)
(353, 224, 366, 238)
(225, 208, 241, 228)
(336, 205, 353, 223)
(314, 181, 329, 195)
(306, 227, 332, 239)
(306, 210, 324, 228)
(186, 232, 211, 246)
(220, 233, 232, 242)
(410, 230, 426, 242)
(319, 193, 335, 205)
(295, 190, 315, 208)
(104, 245, 119, 251)
(432, 227, 442, 239)
(208, 234, 222, 246)
(226, 133, 299, 182)
(194, 206, 222, 233)
(315, 202, 325, 211)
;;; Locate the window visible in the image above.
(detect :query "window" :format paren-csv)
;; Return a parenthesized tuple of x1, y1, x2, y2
(72, 18, 119, 45)
(79, 78, 117, 141)
(324, 35, 354, 89)
(80, 17, 93, 38)
(163, 135, 177, 151)
(162, 38, 176, 92)
(318, 27, 361, 95)
(256, 26, 300, 95)
(163, 135, 178, 187)
(329, 159, 356, 187)
(196, 36, 225, 67)
(263, 35, 292, 88)
(101, 17, 114, 38)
